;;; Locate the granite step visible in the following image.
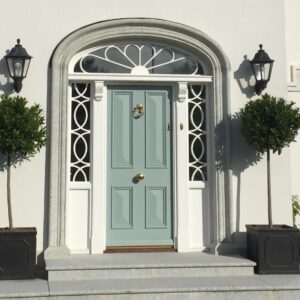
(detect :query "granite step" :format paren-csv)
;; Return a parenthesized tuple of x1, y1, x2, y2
(47, 274, 300, 300)
(46, 252, 255, 281)
(3, 274, 300, 299)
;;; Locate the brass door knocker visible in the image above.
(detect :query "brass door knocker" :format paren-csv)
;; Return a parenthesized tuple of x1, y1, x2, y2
(133, 104, 144, 118)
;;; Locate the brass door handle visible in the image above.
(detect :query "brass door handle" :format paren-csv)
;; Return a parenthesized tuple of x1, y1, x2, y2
(136, 173, 144, 181)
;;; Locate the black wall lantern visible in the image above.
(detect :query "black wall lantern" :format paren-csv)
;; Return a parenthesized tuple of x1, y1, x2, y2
(4, 39, 32, 93)
(250, 44, 274, 95)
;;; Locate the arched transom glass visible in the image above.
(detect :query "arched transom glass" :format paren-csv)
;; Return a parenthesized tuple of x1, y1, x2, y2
(73, 43, 204, 75)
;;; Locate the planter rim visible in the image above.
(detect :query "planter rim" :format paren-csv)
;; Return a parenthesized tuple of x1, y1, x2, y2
(0, 227, 37, 234)
(246, 224, 298, 231)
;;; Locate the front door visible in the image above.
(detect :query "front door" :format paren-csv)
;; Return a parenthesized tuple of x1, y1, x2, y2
(107, 86, 173, 247)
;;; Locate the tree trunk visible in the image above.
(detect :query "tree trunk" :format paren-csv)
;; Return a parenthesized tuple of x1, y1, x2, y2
(7, 153, 13, 229)
(267, 149, 272, 227)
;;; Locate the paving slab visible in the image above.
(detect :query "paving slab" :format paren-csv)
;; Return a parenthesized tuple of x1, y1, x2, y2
(0, 279, 49, 298)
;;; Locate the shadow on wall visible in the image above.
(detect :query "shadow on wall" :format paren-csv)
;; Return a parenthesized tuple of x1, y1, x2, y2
(234, 55, 256, 99)
(0, 50, 14, 95)
(215, 113, 262, 236)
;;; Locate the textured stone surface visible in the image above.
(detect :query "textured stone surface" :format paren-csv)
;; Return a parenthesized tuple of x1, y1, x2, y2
(2, 275, 300, 299)
(49, 275, 300, 295)
(48, 266, 254, 281)
(46, 253, 255, 281)
(46, 253, 255, 270)
(0, 279, 49, 298)
(1, 254, 300, 299)
(3, 291, 300, 300)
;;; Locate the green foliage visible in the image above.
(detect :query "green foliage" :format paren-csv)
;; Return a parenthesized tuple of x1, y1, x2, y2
(292, 195, 300, 226)
(0, 94, 46, 158)
(240, 94, 300, 154)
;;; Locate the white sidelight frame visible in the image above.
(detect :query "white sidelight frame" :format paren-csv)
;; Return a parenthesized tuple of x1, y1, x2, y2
(45, 19, 232, 258)
(68, 77, 211, 254)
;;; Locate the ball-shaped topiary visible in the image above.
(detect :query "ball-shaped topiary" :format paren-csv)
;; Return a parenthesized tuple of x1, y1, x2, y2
(240, 94, 300, 226)
(240, 94, 300, 155)
(0, 94, 46, 229)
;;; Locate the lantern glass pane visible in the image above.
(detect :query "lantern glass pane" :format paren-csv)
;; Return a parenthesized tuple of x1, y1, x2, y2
(23, 59, 31, 77)
(259, 64, 265, 81)
(262, 63, 270, 81)
(13, 59, 23, 77)
(6, 58, 14, 77)
(252, 63, 261, 81)
(264, 63, 272, 81)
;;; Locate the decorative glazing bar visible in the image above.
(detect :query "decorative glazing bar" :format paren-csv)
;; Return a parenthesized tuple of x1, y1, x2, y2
(188, 85, 207, 181)
(70, 83, 91, 182)
(73, 43, 205, 76)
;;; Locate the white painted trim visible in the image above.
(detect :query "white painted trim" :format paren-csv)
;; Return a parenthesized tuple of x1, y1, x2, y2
(189, 181, 206, 189)
(175, 82, 190, 251)
(178, 82, 188, 103)
(69, 182, 91, 189)
(88, 82, 188, 252)
(90, 83, 107, 253)
(94, 81, 104, 101)
(172, 84, 178, 250)
(69, 73, 212, 83)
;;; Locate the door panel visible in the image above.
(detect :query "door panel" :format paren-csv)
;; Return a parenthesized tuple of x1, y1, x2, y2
(107, 86, 173, 246)
(111, 187, 133, 229)
(111, 92, 133, 168)
(146, 187, 167, 229)
(145, 91, 167, 168)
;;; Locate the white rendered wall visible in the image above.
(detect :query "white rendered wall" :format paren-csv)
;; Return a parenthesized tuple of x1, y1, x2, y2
(0, 0, 291, 252)
(285, 1, 300, 200)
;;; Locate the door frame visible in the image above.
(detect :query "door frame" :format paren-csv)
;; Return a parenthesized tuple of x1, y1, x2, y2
(83, 78, 211, 253)
(91, 81, 178, 253)
(46, 19, 232, 259)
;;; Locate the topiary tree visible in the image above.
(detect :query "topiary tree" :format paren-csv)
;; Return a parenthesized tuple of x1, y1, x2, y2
(240, 93, 300, 227)
(0, 94, 46, 229)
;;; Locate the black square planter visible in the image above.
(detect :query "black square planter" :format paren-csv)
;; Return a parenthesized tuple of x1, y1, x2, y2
(0, 228, 37, 280)
(246, 224, 300, 274)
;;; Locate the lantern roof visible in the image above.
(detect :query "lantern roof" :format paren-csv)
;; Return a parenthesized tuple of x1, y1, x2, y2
(251, 44, 274, 64)
(5, 39, 32, 60)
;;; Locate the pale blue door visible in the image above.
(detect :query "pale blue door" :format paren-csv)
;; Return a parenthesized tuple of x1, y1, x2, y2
(107, 86, 173, 246)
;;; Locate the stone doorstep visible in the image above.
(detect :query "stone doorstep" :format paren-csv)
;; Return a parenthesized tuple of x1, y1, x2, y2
(46, 252, 255, 270)
(45, 252, 256, 281)
(48, 275, 300, 295)
(2, 275, 300, 299)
